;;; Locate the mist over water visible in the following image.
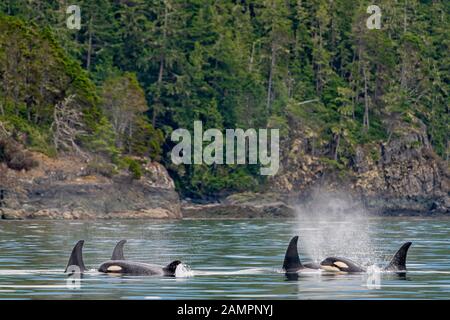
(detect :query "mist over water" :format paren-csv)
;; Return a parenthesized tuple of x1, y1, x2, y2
(294, 190, 377, 266)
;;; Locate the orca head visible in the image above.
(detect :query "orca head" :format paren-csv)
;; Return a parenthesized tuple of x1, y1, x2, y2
(163, 260, 182, 276)
(320, 257, 342, 272)
(320, 257, 365, 273)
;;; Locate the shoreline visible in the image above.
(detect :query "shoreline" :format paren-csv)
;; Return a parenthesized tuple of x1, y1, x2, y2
(1, 204, 448, 220)
(1, 215, 449, 221)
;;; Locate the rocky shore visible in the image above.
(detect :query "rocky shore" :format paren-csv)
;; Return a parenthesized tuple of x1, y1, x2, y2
(181, 192, 449, 219)
(1, 114, 448, 220)
(182, 193, 296, 219)
(267, 116, 449, 217)
(0, 155, 181, 220)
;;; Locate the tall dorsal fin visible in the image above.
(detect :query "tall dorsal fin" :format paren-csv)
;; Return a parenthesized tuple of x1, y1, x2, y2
(164, 260, 182, 276)
(282, 236, 303, 273)
(65, 240, 86, 273)
(111, 240, 127, 260)
(384, 242, 412, 271)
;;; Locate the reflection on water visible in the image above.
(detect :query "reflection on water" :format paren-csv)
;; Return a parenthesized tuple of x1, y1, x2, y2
(0, 218, 449, 299)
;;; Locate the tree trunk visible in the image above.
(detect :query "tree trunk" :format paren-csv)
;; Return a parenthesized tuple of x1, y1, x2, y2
(152, 56, 165, 128)
(266, 42, 276, 113)
(152, 1, 169, 128)
(312, 136, 316, 157)
(249, 41, 256, 72)
(13, 85, 19, 116)
(363, 66, 370, 130)
(334, 132, 341, 161)
(349, 50, 356, 120)
(128, 122, 133, 154)
(86, 16, 93, 71)
(403, 0, 408, 33)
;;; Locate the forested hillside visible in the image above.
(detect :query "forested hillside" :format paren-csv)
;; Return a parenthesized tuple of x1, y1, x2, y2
(0, 0, 448, 199)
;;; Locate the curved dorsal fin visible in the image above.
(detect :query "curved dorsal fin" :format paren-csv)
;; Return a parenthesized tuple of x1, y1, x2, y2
(163, 260, 182, 275)
(111, 240, 127, 260)
(282, 236, 303, 273)
(384, 242, 412, 271)
(65, 240, 86, 273)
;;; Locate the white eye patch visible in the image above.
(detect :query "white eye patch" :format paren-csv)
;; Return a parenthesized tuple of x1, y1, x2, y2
(107, 265, 123, 272)
(334, 261, 349, 269)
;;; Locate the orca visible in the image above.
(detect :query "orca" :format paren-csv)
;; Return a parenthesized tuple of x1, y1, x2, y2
(320, 242, 412, 273)
(282, 236, 321, 273)
(111, 239, 126, 260)
(65, 240, 182, 277)
(65, 239, 87, 273)
(319, 257, 365, 273)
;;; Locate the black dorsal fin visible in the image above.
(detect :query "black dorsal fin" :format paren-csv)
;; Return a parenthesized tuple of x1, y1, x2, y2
(282, 236, 303, 273)
(164, 260, 182, 275)
(65, 240, 86, 273)
(111, 240, 127, 260)
(384, 242, 412, 271)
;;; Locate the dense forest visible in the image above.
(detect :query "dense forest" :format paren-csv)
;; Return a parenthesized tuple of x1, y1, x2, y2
(0, 0, 448, 199)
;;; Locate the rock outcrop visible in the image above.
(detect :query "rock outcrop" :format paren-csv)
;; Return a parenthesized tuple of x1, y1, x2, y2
(0, 154, 181, 219)
(269, 115, 449, 215)
(1, 114, 448, 219)
(353, 119, 449, 214)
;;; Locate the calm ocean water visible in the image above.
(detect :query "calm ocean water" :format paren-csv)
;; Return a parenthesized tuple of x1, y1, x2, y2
(0, 217, 449, 299)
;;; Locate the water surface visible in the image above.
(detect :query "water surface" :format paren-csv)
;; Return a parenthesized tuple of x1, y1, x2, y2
(0, 218, 448, 299)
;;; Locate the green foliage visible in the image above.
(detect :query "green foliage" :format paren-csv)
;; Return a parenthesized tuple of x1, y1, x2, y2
(170, 164, 260, 199)
(0, 114, 55, 156)
(0, 1, 448, 197)
(85, 159, 117, 178)
(129, 118, 164, 161)
(320, 157, 346, 171)
(0, 14, 105, 157)
(119, 156, 145, 180)
(100, 72, 163, 160)
(127, 159, 143, 180)
(83, 117, 118, 159)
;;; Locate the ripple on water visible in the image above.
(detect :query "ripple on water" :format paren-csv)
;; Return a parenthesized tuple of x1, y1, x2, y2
(0, 218, 449, 299)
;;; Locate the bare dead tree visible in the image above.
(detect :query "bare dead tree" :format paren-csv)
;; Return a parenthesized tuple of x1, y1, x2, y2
(0, 120, 9, 138)
(51, 95, 88, 158)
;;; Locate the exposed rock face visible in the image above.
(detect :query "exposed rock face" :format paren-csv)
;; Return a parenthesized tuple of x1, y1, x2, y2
(1, 114, 448, 219)
(0, 155, 181, 219)
(269, 124, 325, 194)
(269, 117, 449, 215)
(353, 120, 449, 214)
